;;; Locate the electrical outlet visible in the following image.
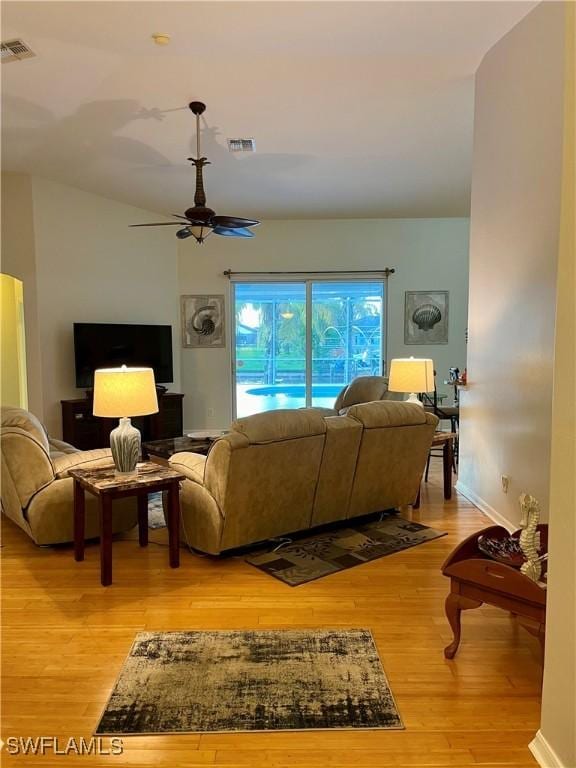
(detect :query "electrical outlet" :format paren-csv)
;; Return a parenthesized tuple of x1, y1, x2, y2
(501, 475, 510, 493)
(207, 408, 215, 418)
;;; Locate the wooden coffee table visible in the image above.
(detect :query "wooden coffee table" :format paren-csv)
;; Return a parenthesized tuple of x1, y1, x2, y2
(70, 462, 186, 586)
(142, 436, 214, 465)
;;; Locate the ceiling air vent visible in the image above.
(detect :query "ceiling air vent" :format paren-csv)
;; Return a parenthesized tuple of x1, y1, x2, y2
(1, 39, 36, 63)
(227, 138, 256, 153)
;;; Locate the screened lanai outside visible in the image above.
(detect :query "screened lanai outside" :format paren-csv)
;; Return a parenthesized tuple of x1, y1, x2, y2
(233, 280, 385, 418)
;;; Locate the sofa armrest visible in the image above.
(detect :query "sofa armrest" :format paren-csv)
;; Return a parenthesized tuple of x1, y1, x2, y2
(308, 407, 338, 417)
(169, 452, 207, 485)
(1, 428, 55, 508)
(49, 437, 80, 458)
(53, 449, 114, 479)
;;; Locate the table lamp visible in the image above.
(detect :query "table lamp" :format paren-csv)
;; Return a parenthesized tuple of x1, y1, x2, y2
(388, 357, 435, 406)
(93, 366, 159, 474)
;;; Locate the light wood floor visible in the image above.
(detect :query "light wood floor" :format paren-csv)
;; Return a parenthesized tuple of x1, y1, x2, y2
(1, 468, 541, 767)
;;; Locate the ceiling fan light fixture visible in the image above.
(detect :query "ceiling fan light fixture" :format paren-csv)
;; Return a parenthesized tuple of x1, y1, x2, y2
(130, 101, 259, 244)
(189, 224, 211, 244)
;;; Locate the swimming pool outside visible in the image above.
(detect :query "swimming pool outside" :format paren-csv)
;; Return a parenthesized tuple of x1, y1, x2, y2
(236, 384, 342, 417)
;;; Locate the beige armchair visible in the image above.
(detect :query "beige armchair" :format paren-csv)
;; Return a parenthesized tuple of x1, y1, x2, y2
(170, 402, 437, 554)
(1, 406, 137, 545)
(315, 375, 403, 417)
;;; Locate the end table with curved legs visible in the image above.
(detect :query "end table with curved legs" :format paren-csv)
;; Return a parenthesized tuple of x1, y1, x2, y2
(443, 593, 482, 659)
(441, 525, 547, 660)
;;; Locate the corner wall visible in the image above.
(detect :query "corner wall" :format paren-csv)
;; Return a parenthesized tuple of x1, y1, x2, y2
(2, 174, 469, 437)
(1, 174, 181, 437)
(178, 218, 469, 430)
(458, 1, 565, 527)
(30, 177, 181, 437)
(536, 3, 576, 765)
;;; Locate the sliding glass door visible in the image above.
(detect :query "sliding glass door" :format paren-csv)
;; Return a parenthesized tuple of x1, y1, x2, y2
(234, 283, 307, 417)
(311, 282, 384, 407)
(233, 280, 385, 418)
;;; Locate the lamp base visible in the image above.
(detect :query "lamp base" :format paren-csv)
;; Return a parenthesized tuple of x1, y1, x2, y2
(110, 417, 141, 474)
(405, 392, 424, 407)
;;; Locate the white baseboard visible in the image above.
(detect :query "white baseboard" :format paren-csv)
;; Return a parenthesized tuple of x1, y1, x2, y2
(455, 480, 516, 532)
(529, 730, 567, 768)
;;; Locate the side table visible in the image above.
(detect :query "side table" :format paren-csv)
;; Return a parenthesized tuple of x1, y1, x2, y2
(441, 525, 547, 659)
(70, 462, 186, 586)
(414, 431, 456, 508)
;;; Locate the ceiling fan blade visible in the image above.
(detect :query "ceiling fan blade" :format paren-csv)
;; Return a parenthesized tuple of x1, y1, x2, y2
(211, 215, 260, 229)
(172, 214, 192, 221)
(213, 226, 255, 238)
(130, 222, 183, 227)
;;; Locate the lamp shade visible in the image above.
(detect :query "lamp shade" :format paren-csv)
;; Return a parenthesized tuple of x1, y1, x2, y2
(93, 366, 158, 418)
(388, 358, 435, 394)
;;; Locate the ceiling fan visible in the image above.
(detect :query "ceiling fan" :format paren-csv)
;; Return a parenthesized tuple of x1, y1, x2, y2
(130, 101, 259, 243)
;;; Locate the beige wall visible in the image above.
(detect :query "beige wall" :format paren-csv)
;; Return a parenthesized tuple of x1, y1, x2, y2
(537, 3, 575, 766)
(1, 174, 181, 437)
(177, 218, 469, 430)
(458, 1, 565, 527)
(0, 172, 43, 416)
(30, 176, 181, 436)
(2, 173, 468, 436)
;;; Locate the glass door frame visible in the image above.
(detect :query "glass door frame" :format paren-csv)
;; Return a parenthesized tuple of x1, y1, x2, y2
(230, 276, 388, 419)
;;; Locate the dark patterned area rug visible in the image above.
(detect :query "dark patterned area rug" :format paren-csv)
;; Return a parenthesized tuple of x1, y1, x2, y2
(246, 516, 446, 586)
(96, 630, 402, 735)
(147, 492, 166, 529)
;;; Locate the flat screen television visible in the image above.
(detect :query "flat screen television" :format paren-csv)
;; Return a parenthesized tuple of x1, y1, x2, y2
(74, 323, 173, 388)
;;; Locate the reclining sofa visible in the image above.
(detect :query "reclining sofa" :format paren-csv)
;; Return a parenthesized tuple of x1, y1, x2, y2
(170, 401, 438, 554)
(1, 406, 137, 545)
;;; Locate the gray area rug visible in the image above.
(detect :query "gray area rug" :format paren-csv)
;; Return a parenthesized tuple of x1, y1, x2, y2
(95, 630, 402, 735)
(246, 515, 446, 586)
(147, 492, 166, 529)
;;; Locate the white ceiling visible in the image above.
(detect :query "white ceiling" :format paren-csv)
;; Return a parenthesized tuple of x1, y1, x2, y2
(1, 1, 537, 219)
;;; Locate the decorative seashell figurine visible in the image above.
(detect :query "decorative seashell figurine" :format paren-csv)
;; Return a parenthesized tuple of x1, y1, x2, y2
(412, 303, 442, 331)
(519, 493, 542, 582)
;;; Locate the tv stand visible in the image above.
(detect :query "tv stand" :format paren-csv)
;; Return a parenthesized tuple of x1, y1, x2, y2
(61, 392, 184, 450)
